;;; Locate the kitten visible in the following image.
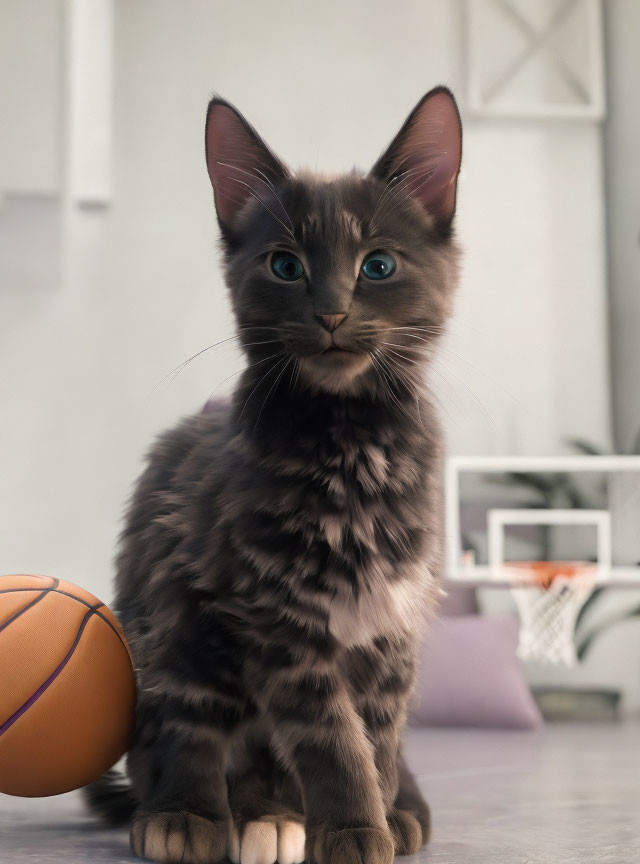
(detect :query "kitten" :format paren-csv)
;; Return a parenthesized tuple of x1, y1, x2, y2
(86, 86, 462, 864)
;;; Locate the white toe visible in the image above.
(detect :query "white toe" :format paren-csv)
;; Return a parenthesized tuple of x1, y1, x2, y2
(229, 823, 241, 863)
(277, 820, 306, 864)
(241, 820, 278, 864)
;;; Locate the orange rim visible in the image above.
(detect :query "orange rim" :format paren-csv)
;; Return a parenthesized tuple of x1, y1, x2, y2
(503, 561, 597, 589)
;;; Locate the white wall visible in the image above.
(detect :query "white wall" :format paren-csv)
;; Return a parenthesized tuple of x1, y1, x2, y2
(447, 118, 610, 455)
(0, 0, 63, 195)
(0, 0, 611, 608)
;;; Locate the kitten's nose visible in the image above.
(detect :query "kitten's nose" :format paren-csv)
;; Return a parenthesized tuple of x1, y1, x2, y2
(316, 313, 347, 332)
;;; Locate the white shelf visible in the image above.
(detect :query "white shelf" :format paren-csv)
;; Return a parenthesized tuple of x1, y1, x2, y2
(446, 456, 640, 588)
(448, 455, 640, 473)
(447, 565, 640, 587)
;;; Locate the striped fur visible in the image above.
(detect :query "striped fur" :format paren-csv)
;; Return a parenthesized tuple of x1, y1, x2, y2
(86, 87, 462, 864)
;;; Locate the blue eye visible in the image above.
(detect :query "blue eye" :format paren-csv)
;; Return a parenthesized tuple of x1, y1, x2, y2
(360, 251, 397, 280)
(270, 251, 305, 282)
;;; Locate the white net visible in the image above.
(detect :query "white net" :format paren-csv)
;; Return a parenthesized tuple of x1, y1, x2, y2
(510, 571, 596, 666)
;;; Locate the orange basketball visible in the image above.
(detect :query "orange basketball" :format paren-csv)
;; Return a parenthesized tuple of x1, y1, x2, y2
(0, 574, 136, 797)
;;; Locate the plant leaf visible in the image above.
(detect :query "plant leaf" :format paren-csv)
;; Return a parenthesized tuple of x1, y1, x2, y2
(566, 437, 607, 456)
(575, 587, 605, 635)
(576, 603, 640, 661)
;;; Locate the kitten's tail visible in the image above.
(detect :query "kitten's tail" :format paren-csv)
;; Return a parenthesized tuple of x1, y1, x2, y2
(83, 769, 138, 826)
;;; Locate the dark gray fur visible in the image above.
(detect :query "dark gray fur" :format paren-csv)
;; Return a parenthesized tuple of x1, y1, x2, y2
(85, 86, 462, 864)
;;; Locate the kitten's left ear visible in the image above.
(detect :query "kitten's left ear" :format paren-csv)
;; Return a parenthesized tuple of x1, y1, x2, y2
(370, 86, 462, 235)
(205, 97, 289, 233)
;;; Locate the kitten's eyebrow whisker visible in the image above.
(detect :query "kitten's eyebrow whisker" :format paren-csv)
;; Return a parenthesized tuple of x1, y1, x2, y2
(250, 165, 295, 231)
(215, 159, 295, 232)
(375, 166, 438, 225)
(369, 174, 402, 231)
(370, 163, 438, 230)
(369, 164, 429, 229)
(222, 174, 296, 240)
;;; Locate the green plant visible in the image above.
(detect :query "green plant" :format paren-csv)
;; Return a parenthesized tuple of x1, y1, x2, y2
(576, 598, 640, 661)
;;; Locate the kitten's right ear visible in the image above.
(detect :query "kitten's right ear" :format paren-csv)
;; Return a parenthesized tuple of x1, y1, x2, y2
(205, 98, 289, 232)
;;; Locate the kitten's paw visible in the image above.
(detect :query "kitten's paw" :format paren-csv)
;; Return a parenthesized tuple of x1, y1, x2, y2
(130, 811, 229, 864)
(229, 817, 306, 864)
(387, 807, 424, 856)
(311, 826, 394, 864)
(406, 798, 430, 845)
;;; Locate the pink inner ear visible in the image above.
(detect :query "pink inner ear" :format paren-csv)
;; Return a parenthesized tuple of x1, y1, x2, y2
(388, 91, 462, 226)
(205, 103, 284, 227)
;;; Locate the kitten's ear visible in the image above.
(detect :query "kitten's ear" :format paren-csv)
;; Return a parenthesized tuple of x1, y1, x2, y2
(370, 86, 462, 235)
(205, 97, 289, 231)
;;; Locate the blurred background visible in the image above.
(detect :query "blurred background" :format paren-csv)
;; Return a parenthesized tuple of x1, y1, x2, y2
(1, 0, 639, 718)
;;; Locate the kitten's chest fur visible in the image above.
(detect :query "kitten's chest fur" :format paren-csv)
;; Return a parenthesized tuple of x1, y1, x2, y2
(238, 399, 436, 648)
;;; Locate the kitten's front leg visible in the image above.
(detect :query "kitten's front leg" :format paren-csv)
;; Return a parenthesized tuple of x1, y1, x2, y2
(268, 670, 394, 864)
(127, 694, 234, 864)
(346, 637, 429, 856)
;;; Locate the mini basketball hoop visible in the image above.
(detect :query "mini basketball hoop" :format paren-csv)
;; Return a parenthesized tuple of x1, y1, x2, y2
(508, 562, 597, 666)
(485, 509, 611, 666)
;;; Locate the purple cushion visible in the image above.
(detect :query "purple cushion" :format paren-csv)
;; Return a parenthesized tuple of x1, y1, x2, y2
(439, 581, 479, 616)
(410, 615, 543, 730)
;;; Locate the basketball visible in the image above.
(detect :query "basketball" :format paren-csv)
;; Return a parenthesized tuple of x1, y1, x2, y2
(0, 574, 136, 797)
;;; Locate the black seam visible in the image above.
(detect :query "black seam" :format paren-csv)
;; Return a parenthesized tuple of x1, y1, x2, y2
(0, 582, 130, 659)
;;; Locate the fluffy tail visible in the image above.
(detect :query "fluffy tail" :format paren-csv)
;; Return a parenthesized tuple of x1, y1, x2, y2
(84, 769, 138, 826)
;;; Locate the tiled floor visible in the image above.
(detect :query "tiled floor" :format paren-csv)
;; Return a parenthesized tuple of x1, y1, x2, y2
(1, 723, 639, 863)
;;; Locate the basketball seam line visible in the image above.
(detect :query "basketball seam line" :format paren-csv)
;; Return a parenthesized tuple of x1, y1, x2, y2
(0, 604, 100, 738)
(0, 578, 60, 636)
(0, 575, 57, 596)
(0, 584, 130, 660)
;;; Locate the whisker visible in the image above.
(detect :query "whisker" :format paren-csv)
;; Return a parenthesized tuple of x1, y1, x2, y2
(371, 164, 439, 227)
(375, 353, 426, 429)
(381, 338, 495, 428)
(432, 354, 498, 431)
(215, 159, 294, 232)
(222, 174, 295, 240)
(165, 337, 286, 385)
(204, 350, 286, 404)
(368, 351, 398, 407)
(254, 355, 293, 429)
(146, 335, 241, 398)
(238, 354, 290, 421)
(370, 164, 439, 230)
(385, 328, 523, 408)
(382, 351, 451, 425)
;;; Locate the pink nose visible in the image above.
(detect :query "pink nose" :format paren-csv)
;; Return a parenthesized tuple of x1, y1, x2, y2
(316, 313, 347, 332)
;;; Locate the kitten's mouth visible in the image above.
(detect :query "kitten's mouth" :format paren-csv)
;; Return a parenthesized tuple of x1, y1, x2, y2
(298, 345, 373, 391)
(322, 346, 353, 356)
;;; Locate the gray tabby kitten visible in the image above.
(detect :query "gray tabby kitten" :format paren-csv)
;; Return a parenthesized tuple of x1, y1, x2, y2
(86, 86, 462, 864)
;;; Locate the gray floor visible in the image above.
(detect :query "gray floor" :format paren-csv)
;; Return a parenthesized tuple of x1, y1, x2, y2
(1, 724, 639, 864)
